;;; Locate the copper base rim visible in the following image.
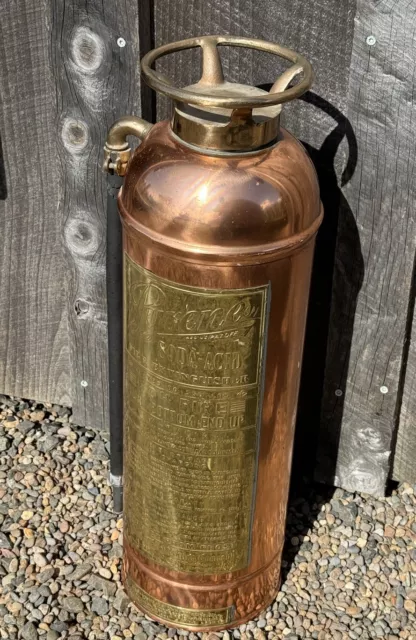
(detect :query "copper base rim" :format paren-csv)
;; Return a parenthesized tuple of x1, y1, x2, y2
(125, 581, 281, 632)
(124, 538, 281, 590)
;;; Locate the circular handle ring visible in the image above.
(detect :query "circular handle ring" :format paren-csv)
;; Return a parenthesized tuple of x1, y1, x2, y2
(141, 35, 313, 109)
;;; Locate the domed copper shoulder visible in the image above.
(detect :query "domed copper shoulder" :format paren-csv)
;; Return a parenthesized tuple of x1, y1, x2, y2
(119, 122, 321, 262)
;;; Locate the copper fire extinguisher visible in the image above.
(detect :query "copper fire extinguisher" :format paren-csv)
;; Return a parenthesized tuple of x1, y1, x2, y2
(103, 36, 322, 631)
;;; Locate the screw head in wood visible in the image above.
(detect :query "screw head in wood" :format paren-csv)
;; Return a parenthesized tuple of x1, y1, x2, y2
(117, 37, 126, 48)
(366, 35, 376, 46)
(380, 385, 388, 394)
(335, 389, 343, 397)
(81, 380, 88, 387)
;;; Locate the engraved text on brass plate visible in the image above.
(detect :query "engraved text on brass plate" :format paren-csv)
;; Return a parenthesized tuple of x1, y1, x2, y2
(124, 255, 269, 573)
(126, 575, 234, 628)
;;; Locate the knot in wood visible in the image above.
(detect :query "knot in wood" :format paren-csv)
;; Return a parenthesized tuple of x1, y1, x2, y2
(74, 299, 90, 318)
(71, 26, 104, 73)
(62, 117, 88, 154)
(64, 218, 99, 257)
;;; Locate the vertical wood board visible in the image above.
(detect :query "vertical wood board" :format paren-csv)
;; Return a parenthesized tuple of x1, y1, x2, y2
(0, 0, 70, 406)
(317, 0, 416, 494)
(50, 0, 142, 428)
(393, 294, 416, 483)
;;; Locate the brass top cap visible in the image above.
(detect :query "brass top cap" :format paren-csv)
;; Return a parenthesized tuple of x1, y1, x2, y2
(141, 35, 314, 153)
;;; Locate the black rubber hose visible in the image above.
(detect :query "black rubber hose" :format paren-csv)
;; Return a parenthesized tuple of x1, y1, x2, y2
(106, 173, 124, 513)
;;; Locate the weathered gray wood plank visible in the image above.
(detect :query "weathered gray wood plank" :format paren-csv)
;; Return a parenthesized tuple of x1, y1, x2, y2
(50, 0, 142, 428)
(0, 0, 70, 405)
(317, 0, 416, 494)
(393, 298, 416, 483)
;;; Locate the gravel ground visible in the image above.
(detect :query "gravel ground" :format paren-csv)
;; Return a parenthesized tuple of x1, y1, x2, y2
(0, 396, 415, 640)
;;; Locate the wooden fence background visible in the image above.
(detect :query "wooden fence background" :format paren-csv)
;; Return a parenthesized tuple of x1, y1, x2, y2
(0, 0, 415, 495)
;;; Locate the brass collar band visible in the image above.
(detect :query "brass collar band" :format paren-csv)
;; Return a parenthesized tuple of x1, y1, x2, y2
(171, 94, 281, 153)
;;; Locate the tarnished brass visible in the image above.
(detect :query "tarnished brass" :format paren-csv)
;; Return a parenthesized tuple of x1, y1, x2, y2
(141, 35, 313, 152)
(103, 116, 153, 175)
(141, 36, 313, 108)
(105, 34, 323, 631)
(172, 84, 282, 154)
(125, 576, 235, 628)
(123, 256, 269, 574)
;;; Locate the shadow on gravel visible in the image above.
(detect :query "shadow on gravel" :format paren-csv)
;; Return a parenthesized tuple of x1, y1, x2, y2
(281, 479, 335, 582)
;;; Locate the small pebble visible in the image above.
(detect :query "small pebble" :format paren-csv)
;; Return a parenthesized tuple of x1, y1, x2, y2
(99, 567, 113, 579)
(33, 553, 47, 568)
(404, 599, 416, 614)
(0, 436, 10, 452)
(63, 596, 84, 613)
(91, 596, 109, 615)
(21, 622, 38, 640)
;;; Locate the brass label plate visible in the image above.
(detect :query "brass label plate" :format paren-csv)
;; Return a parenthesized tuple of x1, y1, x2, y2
(124, 255, 269, 574)
(126, 575, 234, 628)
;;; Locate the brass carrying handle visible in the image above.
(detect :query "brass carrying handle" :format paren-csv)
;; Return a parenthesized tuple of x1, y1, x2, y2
(141, 35, 313, 109)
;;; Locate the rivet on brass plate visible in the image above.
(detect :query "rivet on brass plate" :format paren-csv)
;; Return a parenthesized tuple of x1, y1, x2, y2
(123, 255, 269, 574)
(126, 576, 235, 628)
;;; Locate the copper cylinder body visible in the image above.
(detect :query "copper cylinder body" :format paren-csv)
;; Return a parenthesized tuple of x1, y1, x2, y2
(119, 121, 322, 631)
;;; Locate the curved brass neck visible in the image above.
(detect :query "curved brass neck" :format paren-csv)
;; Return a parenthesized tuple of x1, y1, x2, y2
(103, 116, 153, 175)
